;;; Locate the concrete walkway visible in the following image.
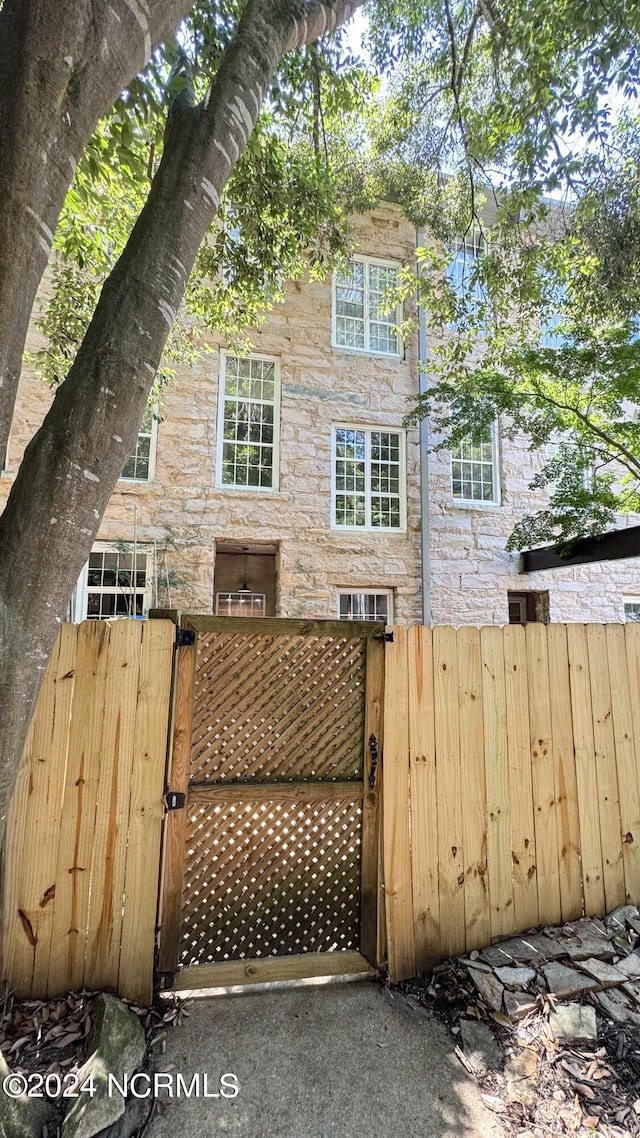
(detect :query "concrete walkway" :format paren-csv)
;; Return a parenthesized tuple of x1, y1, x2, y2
(149, 979, 505, 1138)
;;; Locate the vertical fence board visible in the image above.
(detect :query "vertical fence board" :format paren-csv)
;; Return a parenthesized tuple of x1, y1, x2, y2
(2, 626, 77, 996)
(433, 627, 465, 957)
(408, 626, 439, 971)
(526, 624, 562, 928)
(457, 627, 490, 951)
(47, 622, 111, 997)
(587, 625, 626, 912)
(382, 627, 416, 982)
(567, 624, 605, 915)
(84, 621, 142, 990)
(547, 624, 583, 923)
(503, 625, 539, 932)
(481, 626, 514, 940)
(118, 620, 174, 1004)
(607, 624, 640, 904)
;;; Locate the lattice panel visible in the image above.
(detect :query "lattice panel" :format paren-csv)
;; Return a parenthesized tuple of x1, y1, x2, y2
(179, 796, 362, 964)
(190, 633, 366, 782)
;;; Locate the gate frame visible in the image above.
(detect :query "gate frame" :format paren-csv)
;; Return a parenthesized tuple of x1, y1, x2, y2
(153, 613, 385, 990)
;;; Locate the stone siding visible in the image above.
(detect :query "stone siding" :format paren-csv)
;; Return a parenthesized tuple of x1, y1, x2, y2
(4, 201, 640, 626)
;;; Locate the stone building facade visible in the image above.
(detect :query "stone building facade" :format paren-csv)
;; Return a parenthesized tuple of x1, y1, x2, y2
(4, 201, 640, 626)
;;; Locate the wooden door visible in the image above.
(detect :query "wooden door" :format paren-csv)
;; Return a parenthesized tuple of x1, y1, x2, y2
(157, 617, 383, 989)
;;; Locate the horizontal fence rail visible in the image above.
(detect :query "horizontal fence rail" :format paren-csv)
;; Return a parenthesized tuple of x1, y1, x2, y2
(1, 620, 174, 1004)
(383, 624, 640, 982)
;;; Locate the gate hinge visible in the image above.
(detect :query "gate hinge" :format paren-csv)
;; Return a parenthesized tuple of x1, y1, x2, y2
(175, 628, 195, 647)
(165, 791, 186, 811)
(374, 631, 394, 643)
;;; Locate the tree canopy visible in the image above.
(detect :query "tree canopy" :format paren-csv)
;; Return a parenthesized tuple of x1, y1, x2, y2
(364, 0, 640, 548)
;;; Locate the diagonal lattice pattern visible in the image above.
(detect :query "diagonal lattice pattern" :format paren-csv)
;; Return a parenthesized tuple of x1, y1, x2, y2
(190, 632, 366, 783)
(179, 796, 362, 964)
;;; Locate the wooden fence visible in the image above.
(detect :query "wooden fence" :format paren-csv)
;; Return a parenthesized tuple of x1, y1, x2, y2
(1, 620, 174, 1004)
(383, 623, 640, 982)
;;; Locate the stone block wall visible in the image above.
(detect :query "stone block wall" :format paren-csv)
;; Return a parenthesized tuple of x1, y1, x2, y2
(4, 200, 640, 627)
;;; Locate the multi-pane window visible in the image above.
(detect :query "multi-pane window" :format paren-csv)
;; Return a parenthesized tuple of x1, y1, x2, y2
(448, 232, 485, 313)
(333, 257, 401, 355)
(332, 427, 405, 530)
(217, 353, 280, 490)
(624, 598, 640, 622)
(216, 592, 266, 617)
(71, 546, 150, 621)
(338, 591, 392, 622)
(120, 403, 158, 482)
(451, 425, 499, 503)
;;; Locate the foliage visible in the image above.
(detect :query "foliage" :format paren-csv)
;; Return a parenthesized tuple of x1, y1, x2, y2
(367, 0, 640, 548)
(31, 7, 374, 401)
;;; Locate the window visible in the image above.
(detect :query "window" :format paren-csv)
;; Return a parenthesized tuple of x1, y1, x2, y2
(332, 256, 401, 356)
(216, 592, 266, 617)
(71, 545, 151, 621)
(545, 435, 593, 495)
(448, 232, 486, 316)
(451, 423, 500, 504)
(216, 352, 280, 490)
(540, 281, 568, 348)
(624, 597, 640, 622)
(120, 403, 158, 482)
(338, 591, 393, 622)
(332, 426, 406, 531)
(508, 591, 549, 624)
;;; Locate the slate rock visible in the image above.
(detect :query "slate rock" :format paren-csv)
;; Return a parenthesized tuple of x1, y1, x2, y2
(63, 993, 147, 1138)
(480, 935, 563, 967)
(605, 905, 640, 933)
(0, 1048, 55, 1138)
(621, 980, 640, 1003)
(494, 966, 536, 990)
(459, 1019, 503, 1073)
(504, 1048, 538, 1107)
(462, 958, 493, 974)
(503, 991, 538, 1020)
(548, 1004, 598, 1044)
(100, 1095, 153, 1138)
(596, 988, 640, 1026)
(469, 968, 505, 1011)
(542, 962, 600, 998)
(561, 931, 616, 962)
(615, 951, 640, 980)
(578, 957, 627, 988)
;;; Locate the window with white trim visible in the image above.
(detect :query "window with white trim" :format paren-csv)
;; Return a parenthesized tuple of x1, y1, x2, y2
(71, 545, 152, 621)
(624, 597, 640, 622)
(545, 435, 593, 495)
(451, 423, 500, 504)
(448, 231, 486, 313)
(216, 352, 280, 490)
(332, 426, 406, 530)
(332, 257, 401, 355)
(338, 591, 393, 622)
(120, 403, 158, 482)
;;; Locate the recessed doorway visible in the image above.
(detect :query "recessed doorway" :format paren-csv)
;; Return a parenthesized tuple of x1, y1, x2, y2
(213, 541, 277, 617)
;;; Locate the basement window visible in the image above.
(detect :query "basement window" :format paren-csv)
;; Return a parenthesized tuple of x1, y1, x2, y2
(71, 544, 152, 621)
(508, 591, 549, 624)
(338, 591, 393, 622)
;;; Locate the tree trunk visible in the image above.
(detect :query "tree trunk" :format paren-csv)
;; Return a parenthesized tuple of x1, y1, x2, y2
(0, 0, 195, 468)
(0, 0, 362, 840)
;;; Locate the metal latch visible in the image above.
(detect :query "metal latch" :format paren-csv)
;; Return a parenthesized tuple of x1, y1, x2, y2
(374, 631, 394, 643)
(368, 735, 379, 790)
(165, 791, 186, 811)
(175, 628, 195, 647)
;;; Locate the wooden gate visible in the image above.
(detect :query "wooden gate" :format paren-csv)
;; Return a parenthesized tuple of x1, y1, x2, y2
(158, 617, 384, 989)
